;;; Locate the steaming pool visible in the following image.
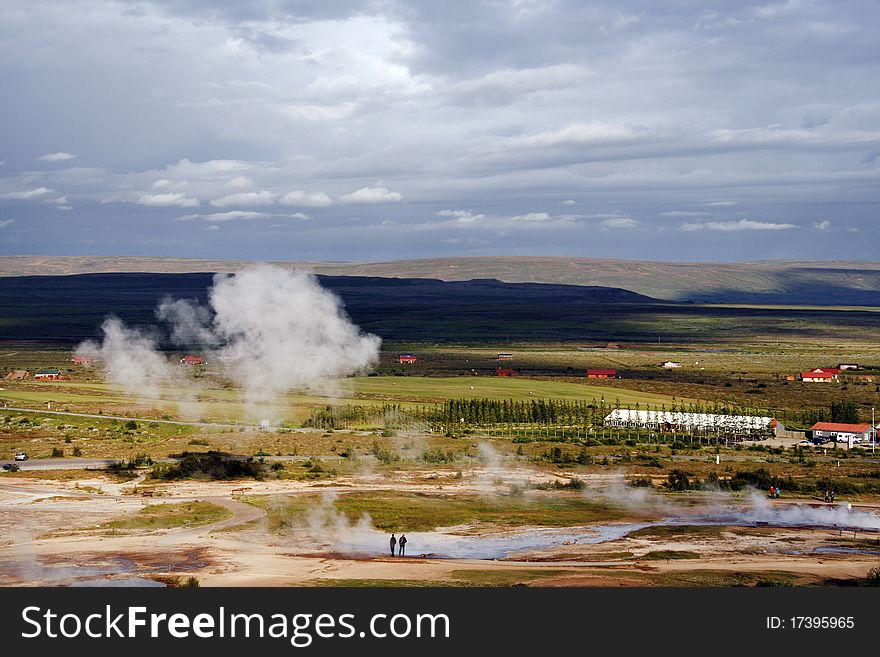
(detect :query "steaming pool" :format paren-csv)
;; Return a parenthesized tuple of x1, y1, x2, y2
(304, 500, 880, 561)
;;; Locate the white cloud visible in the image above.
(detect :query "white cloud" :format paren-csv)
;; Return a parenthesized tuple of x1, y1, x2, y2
(660, 211, 708, 217)
(510, 212, 552, 222)
(0, 187, 52, 200)
(279, 190, 334, 207)
(450, 64, 590, 98)
(280, 102, 358, 123)
(47, 195, 72, 210)
(814, 220, 832, 231)
(38, 152, 76, 162)
(289, 212, 310, 220)
(437, 209, 484, 223)
(598, 216, 640, 230)
(206, 225, 220, 231)
(340, 186, 403, 204)
(0, 218, 14, 228)
(505, 122, 636, 149)
(680, 219, 798, 232)
(562, 199, 576, 206)
(176, 211, 267, 222)
(209, 191, 275, 207)
(151, 179, 173, 189)
(701, 200, 740, 207)
(136, 192, 200, 207)
(226, 175, 254, 189)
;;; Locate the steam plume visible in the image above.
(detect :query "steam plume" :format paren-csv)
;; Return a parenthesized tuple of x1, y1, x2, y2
(78, 265, 381, 421)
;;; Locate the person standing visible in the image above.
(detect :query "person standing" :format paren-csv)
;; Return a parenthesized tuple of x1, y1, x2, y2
(390, 533, 397, 557)
(398, 534, 407, 556)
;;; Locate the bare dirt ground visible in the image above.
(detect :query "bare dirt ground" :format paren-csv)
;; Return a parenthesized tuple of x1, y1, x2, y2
(2, 465, 879, 588)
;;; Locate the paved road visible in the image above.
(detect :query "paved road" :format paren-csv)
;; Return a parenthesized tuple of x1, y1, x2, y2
(0, 405, 253, 429)
(1, 453, 358, 472)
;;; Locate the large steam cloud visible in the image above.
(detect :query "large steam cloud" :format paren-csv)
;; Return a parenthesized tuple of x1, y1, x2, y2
(78, 265, 381, 420)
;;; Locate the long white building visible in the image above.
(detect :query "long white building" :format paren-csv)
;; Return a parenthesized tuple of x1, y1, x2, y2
(604, 408, 773, 434)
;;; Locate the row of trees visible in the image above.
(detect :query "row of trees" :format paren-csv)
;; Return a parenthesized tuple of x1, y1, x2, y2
(302, 397, 866, 437)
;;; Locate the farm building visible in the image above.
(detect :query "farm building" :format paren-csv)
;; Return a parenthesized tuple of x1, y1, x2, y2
(810, 422, 874, 446)
(5, 370, 28, 380)
(34, 369, 62, 380)
(180, 355, 206, 365)
(660, 361, 681, 369)
(397, 353, 418, 364)
(837, 363, 860, 370)
(72, 355, 93, 365)
(495, 367, 517, 377)
(604, 408, 774, 435)
(496, 353, 514, 360)
(800, 370, 838, 382)
(587, 368, 617, 379)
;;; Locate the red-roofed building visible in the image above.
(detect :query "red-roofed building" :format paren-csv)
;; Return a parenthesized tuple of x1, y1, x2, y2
(397, 353, 418, 364)
(810, 422, 873, 446)
(72, 355, 93, 365)
(587, 368, 618, 379)
(800, 370, 837, 382)
(180, 355, 206, 365)
(495, 367, 517, 377)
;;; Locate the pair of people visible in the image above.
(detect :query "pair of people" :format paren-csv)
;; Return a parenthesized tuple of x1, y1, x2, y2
(389, 533, 408, 556)
(769, 485, 780, 499)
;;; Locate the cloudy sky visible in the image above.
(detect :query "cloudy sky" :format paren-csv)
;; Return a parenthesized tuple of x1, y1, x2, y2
(1, 0, 878, 262)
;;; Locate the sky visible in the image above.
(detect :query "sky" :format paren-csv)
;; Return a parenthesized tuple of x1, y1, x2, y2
(0, 0, 878, 263)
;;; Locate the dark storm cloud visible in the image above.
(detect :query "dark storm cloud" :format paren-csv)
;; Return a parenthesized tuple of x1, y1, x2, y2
(1, 0, 878, 261)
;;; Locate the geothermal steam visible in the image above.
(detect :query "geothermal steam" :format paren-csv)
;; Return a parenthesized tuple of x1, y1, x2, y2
(78, 265, 381, 419)
(77, 317, 182, 401)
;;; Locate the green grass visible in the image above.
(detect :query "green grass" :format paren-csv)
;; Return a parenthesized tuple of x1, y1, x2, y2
(640, 550, 701, 560)
(652, 570, 804, 587)
(348, 376, 684, 406)
(252, 491, 632, 532)
(627, 524, 763, 540)
(449, 569, 566, 586)
(310, 578, 460, 588)
(102, 501, 231, 530)
(309, 569, 568, 587)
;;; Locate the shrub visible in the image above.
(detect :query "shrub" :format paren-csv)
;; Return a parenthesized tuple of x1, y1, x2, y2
(370, 442, 399, 465)
(422, 448, 458, 464)
(151, 451, 267, 481)
(72, 446, 83, 457)
(124, 420, 138, 431)
(51, 447, 64, 458)
(628, 477, 653, 488)
(665, 469, 695, 491)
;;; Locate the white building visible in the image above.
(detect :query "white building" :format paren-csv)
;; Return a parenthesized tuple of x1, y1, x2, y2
(604, 408, 773, 435)
(810, 422, 873, 447)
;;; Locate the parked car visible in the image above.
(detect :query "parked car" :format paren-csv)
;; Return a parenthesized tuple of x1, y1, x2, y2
(14, 452, 28, 461)
(2, 463, 12, 471)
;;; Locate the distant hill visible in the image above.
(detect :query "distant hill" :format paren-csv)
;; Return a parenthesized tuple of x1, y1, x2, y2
(0, 273, 658, 344)
(2, 255, 880, 305)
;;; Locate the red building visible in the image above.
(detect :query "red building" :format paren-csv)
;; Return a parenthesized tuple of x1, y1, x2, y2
(496, 353, 513, 360)
(180, 355, 206, 365)
(587, 368, 617, 379)
(496, 367, 517, 377)
(800, 370, 837, 382)
(398, 353, 418, 364)
(72, 355, 93, 365)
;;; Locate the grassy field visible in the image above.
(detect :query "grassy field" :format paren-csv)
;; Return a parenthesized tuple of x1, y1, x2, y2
(102, 501, 231, 530)
(250, 491, 635, 533)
